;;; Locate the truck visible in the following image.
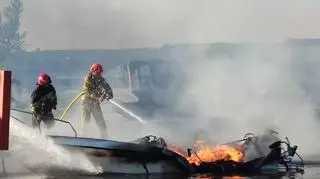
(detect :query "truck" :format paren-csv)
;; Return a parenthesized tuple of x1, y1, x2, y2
(107, 59, 196, 120)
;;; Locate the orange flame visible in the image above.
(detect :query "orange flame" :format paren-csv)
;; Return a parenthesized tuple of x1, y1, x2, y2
(169, 141, 244, 166)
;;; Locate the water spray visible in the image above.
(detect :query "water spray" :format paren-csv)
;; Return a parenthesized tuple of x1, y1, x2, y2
(109, 99, 147, 124)
(8, 120, 101, 175)
(58, 90, 147, 124)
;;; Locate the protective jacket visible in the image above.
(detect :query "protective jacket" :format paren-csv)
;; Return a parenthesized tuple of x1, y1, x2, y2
(82, 72, 113, 101)
(31, 84, 57, 115)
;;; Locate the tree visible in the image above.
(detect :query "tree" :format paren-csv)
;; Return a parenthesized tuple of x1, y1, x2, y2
(0, 0, 26, 63)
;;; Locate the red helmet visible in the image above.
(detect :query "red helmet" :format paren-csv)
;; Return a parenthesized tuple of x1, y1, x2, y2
(91, 63, 103, 73)
(37, 73, 51, 86)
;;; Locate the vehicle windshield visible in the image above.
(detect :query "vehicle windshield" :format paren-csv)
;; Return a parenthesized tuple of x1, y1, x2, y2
(107, 60, 182, 90)
(130, 60, 178, 90)
(105, 67, 129, 89)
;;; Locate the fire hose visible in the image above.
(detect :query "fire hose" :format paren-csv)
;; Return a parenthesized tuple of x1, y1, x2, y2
(58, 91, 86, 121)
(59, 91, 147, 124)
(10, 90, 147, 138)
(10, 90, 146, 138)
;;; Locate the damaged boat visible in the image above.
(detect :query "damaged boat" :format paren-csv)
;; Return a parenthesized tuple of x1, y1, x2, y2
(47, 132, 304, 176)
(9, 108, 304, 176)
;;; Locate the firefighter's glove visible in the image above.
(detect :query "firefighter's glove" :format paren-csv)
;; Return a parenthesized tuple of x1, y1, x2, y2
(30, 104, 35, 113)
(99, 95, 106, 102)
(105, 95, 111, 101)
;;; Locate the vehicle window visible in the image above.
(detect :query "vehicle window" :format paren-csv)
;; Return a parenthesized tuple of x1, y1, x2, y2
(105, 65, 128, 88)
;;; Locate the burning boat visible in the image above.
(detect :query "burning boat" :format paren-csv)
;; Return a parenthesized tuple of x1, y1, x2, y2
(47, 132, 304, 176)
(9, 108, 304, 176)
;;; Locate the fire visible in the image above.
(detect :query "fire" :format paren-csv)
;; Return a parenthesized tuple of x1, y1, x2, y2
(169, 141, 244, 166)
(168, 146, 189, 158)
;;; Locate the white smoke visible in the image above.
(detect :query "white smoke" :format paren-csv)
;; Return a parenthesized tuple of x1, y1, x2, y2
(19, 0, 320, 50)
(176, 43, 320, 157)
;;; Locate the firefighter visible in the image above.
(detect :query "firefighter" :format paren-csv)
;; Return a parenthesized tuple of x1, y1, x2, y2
(30, 73, 57, 130)
(81, 63, 113, 138)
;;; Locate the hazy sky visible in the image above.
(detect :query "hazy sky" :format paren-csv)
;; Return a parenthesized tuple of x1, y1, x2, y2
(1, 0, 320, 50)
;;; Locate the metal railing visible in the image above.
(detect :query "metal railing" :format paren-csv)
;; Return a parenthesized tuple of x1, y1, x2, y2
(10, 108, 77, 137)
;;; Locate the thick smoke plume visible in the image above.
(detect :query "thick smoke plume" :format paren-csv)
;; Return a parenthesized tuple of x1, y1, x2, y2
(175, 44, 320, 158)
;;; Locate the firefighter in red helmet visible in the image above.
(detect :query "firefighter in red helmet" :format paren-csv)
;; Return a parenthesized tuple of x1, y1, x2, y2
(81, 63, 113, 138)
(30, 73, 57, 130)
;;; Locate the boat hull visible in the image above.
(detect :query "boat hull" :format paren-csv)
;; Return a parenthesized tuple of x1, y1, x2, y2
(47, 135, 304, 176)
(48, 136, 194, 174)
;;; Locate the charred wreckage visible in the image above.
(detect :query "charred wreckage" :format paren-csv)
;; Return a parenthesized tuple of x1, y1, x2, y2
(10, 107, 304, 177)
(48, 131, 304, 177)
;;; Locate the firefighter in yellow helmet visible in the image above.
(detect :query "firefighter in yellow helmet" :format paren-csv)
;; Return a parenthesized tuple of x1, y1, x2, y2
(81, 63, 113, 138)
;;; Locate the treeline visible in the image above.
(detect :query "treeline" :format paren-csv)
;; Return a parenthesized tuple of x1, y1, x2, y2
(0, 0, 26, 64)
